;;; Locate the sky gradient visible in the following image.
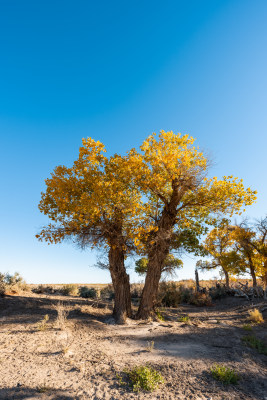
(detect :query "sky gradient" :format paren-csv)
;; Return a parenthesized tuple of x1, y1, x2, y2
(0, 0, 266, 283)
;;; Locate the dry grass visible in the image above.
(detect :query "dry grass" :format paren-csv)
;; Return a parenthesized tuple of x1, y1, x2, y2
(248, 308, 264, 324)
(52, 301, 69, 330)
(36, 314, 50, 331)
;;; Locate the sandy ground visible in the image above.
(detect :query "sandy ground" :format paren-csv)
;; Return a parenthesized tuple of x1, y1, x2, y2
(0, 293, 266, 400)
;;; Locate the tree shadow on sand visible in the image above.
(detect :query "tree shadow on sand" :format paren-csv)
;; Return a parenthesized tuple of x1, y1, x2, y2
(0, 386, 77, 399)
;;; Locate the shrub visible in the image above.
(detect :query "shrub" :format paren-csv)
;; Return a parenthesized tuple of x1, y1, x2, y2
(248, 308, 264, 324)
(36, 314, 50, 331)
(33, 284, 45, 294)
(209, 286, 228, 300)
(131, 284, 143, 299)
(0, 272, 28, 295)
(122, 365, 164, 392)
(52, 301, 69, 330)
(178, 315, 190, 323)
(100, 285, 115, 300)
(242, 324, 253, 331)
(79, 286, 98, 299)
(179, 285, 193, 303)
(189, 292, 212, 307)
(210, 364, 239, 384)
(33, 285, 55, 294)
(60, 284, 79, 296)
(157, 282, 183, 307)
(155, 310, 165, 321)
(242, 335, 267, 355)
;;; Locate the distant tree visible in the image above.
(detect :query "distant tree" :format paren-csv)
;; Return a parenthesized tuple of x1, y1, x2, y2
(229, 217, 267, 287)
(135, 254, 183, 278)
(201, 224, 246, 288)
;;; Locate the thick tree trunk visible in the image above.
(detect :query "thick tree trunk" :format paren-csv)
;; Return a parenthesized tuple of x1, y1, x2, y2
(250, 267, 257, 288)
(136, 207, 177, 319)
(136, 181, 187, 320)
(248, 257, 257, 288)
(109, 246, 132, 324)
(222, 268, 230, 289)
(135, 247, 169, 319)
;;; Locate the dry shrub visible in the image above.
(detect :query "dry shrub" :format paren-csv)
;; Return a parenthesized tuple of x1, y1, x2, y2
(33, 284, 55, 294)
(248, 308, 264, 324)
(100, 284, 115, 300)
(60, 284, 79, 296)
(131, 284, 143, 299)
(36, 314, 50, 331)
(53, 301, 69, 330)
(79, 286, 99, 298)
(0, 272, 28, 295)
(157, 282, 181, 307)
(157, 282, 212, 307)
(189, 292, 212, 307)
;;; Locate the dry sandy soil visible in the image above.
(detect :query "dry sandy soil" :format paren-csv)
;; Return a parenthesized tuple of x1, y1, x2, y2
(0, 292, 266, 400)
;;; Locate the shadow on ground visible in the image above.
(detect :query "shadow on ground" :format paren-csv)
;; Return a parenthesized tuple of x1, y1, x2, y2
(0, 387, 77, 400)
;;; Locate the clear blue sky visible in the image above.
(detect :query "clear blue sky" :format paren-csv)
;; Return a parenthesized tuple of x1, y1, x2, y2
(0, 0, 266, 284)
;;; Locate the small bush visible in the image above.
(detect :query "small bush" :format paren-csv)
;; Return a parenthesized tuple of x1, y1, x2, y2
(0, 272, 28, 295)
(122, 365, 164, 392)
(131, 284, 143, 299)
(36, 314, 50, 331)
(79, 286, 98, 299)
(178, 315, 190, 323)
(52, 301, 69, 330)
(180, 285, 193, 303)
(210, 364, 239, 384)
(33, 284, 45, 294)
(60, 284, 79, 296)
(189, 292, 212, 307)
(248, 308, 264, 324)
(155, 310, 165, 321)
(157, 282, 184, 307)
(242, 335, 267, 355)
(33, 285, 55, 294)
(242, 324, 253, 331)
(209, 286, 228, 300)
(100, 285, 114, 300)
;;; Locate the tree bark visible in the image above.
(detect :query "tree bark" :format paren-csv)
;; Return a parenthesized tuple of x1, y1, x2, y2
(108, 245, 132, 324)
(248, 256, 257, 288)
(135, 244, 169, 319)
(136, 187, 180, 319)
(195, 268, 200, 292)
(222, 268, 230, 289)
(263, 263, 267, 289)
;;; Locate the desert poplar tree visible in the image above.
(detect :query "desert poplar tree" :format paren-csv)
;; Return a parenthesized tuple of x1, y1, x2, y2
(126, 131, 257, 318)
(37, 138, 144, 323)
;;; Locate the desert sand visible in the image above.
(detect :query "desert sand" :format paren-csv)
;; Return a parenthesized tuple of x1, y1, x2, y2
(0, 292, 266, 399)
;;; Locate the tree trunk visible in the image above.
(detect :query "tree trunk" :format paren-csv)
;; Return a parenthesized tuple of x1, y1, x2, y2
(222, 268, 230, 289)
(262, 261, 267, 289)
(248, 256, 257, 288)
(250, 267, 257, 288)
(195, 268, 200, 292)
(109, 246, 132, 324)
(135, 247, 168, 319)
(136, 182, 185, 320)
